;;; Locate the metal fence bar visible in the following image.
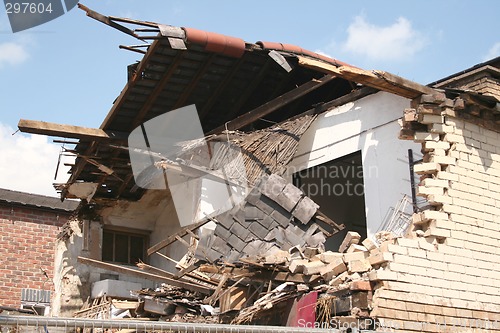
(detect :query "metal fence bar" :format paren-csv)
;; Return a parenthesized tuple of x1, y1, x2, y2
(0, 315, 351, 333)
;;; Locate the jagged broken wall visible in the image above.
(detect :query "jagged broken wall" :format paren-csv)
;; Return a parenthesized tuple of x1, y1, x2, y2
(369, 92, 500, 332)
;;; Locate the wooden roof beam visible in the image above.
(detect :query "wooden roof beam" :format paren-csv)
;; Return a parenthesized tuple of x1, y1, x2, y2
(207, 74, 336, 134)
(297, 56, 436, 99)
(18, 119, 128, 142)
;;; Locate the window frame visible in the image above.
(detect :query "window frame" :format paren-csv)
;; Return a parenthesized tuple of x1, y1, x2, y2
(101, 226, 149, 266)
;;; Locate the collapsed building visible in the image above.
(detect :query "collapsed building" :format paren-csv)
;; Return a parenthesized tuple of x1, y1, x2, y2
(15, 5, 500, 332)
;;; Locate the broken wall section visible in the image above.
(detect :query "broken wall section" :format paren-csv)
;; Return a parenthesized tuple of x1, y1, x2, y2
(367, 92, 500, 332)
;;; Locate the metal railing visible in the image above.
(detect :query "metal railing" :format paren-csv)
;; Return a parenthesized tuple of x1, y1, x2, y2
(0, 315, 359, 333)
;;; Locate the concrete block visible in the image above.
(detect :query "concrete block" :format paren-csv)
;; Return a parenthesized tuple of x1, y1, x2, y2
(91, 279, 142, 299)
(338, 231, 361, 252)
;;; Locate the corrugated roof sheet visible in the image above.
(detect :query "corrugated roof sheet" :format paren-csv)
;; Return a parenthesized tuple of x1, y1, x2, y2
(0, 188, 79, 212)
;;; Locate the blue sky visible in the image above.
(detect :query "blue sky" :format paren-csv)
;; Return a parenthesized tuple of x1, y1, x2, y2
(0, 0, 499, 196)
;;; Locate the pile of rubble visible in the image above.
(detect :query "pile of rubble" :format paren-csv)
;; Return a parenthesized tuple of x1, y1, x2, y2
(76, 173, 399, 326)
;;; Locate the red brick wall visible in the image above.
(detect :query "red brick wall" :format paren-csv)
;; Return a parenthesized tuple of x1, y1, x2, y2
(0, 204, 70, 308)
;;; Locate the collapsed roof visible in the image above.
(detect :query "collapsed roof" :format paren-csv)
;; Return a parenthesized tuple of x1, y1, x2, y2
(18, 5, 436, 202)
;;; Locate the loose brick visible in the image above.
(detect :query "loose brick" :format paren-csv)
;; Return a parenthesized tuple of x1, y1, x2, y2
(302, 260, 326, 275)
(430, 155, 457, 165)
(415, 132, 440, 142)
(419, 114, 444, 125)
(346, 243, 368, 253)
(424, 227, 450, 239)
(422, 210, 449, 221)
(414, 162, 441, 174)
(361, 238, 378, 252)
(319, 260, 347, 281)
(347, 258, 372, 273)
(443, 133, 466, 144)
(423, 141, 450, 151)
(368, 249, 393, 265)
(343, 251, 368, 263)
(319, 251, 344, 263)
(369, 269, 398, 281)
(338, 231, 361, 252)
(288, 259, 307, 274)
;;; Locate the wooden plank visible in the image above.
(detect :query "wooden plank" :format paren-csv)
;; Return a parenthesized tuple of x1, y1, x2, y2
(199, 265, 320, 284)
(297, 56, 435, 99)
(207, 74, 336, 134)
(174, 262, 200, 279)
(18, 119, 128, 142)
(147, 219, 208, 255)
(372, 70, 436, 97)
(137, 261, 218, 286)
(152, 252, 217, 284)
(77, 256, 212, 295)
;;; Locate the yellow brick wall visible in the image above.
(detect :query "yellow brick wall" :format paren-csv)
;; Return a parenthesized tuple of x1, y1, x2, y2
(372, 93, 500, 332)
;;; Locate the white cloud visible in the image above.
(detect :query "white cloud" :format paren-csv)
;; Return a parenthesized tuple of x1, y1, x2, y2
(314, 49, 333, 59)
(342, 15, 426, 61)
(0, 41, 29, 68)
(483, 42, 500, 61)
(0, 123, 73, 197)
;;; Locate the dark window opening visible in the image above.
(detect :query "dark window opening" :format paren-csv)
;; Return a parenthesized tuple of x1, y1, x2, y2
(293, 151, 367, 251)
(102, 229, 148, 265)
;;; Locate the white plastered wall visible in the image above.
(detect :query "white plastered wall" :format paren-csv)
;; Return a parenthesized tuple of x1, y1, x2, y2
(288, 91, 422, 238)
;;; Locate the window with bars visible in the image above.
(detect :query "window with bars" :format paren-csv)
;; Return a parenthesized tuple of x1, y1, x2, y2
(102, 228, 148, 265)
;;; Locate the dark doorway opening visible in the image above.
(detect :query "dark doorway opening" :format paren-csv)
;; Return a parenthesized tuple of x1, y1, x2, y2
(293, 151, 367, 251)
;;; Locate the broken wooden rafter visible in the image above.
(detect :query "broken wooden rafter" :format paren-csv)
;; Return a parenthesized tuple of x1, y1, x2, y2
(207, 74, 336, 134)
(78, 4, 143, 41)
(315, 210, 345, 234)
(77, 256, 212, 295)
(18, 119, 128, 142)
(147, 219, 209, 255)
(296, 56, 436, 99)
